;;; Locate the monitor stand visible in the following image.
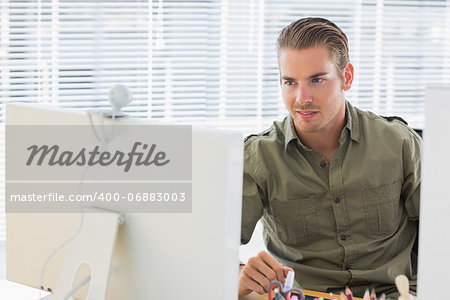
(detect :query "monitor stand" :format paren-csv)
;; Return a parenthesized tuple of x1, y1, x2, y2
(51, 207, 124, 300)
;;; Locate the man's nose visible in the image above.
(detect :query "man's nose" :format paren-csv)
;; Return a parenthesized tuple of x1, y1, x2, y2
(295, 85, 312, 105)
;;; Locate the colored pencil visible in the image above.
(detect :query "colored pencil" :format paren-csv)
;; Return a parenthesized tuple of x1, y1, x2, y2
(345, 286, 354, 300)
(370, 288, 376, 300)
(363, 289, 370, 300)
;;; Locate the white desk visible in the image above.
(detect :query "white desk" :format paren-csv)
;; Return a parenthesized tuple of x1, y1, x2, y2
(0, 280, 51, 300)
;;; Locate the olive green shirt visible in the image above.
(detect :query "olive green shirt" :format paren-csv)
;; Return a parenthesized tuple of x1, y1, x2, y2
(241, 101, 421, 298)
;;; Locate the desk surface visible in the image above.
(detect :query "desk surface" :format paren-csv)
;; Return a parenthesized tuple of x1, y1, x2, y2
(2, 279, 363, 300)
(239, 289, 363, 300)
(0, 280, 51, 300)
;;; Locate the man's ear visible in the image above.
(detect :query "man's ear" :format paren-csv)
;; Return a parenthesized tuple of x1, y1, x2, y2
(343, 62, 354, 91)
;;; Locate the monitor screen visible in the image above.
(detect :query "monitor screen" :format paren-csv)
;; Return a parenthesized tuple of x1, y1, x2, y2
(417, 86, 450, 299)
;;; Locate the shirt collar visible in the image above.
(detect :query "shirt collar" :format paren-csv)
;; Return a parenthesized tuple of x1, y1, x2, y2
(344, 100, 360, 143)
(283, 114, 300, 151)
(283, 100, 360, 151)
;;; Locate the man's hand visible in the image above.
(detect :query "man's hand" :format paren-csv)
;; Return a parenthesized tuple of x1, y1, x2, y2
(239, 251, 293, 296)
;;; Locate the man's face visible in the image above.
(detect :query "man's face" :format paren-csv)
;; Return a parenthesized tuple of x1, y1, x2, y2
(278, 46, 353, 135)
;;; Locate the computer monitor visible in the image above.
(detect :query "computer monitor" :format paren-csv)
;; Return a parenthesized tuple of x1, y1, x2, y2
(417, 86, 450, 299)
(5, 103, 243, 299)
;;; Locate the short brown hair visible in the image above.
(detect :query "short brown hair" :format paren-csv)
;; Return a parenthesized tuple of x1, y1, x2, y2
(277, 17, 349, 76)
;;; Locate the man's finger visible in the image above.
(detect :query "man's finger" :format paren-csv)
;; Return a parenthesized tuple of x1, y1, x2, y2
(252, 259, 278, 283)
(283, 267, 294, 277)
(242, 265, 271, 292)
(257, 251, 285, 282)
(240, 273, 266, 295)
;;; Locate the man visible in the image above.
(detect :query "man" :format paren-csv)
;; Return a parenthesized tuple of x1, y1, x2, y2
(239, 17, 421, 298)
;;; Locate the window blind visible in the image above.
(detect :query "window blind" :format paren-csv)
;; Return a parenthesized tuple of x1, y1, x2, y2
(1, 0, 449, 252)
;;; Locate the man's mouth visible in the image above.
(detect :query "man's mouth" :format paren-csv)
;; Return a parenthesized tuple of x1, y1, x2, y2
(297, 111, 318, 119)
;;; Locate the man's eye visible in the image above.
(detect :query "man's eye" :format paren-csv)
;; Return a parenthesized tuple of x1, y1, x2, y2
(312, 78, 323, 83)
(284, 80, 295, 86)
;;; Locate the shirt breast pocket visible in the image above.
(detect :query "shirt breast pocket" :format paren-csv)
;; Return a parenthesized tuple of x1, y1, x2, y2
(363, 180, 403, 238)
(269, 196, 320, 246)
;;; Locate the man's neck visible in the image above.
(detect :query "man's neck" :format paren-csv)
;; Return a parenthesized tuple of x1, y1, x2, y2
(297, 113, 346, 163)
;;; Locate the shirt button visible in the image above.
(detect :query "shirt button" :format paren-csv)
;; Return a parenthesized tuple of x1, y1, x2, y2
(334, 197, 341, 203)
(340, 234, 347, 241)
(320, 161, 327, 168)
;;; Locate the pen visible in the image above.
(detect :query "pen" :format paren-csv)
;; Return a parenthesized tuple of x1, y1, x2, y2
(283, 270, 295, 293)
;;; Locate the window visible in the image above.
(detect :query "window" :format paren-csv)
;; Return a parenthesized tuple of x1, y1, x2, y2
(1, 0, 449, 275)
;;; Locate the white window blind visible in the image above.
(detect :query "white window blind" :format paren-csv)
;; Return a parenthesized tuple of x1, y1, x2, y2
(1, 0, 450, 259)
